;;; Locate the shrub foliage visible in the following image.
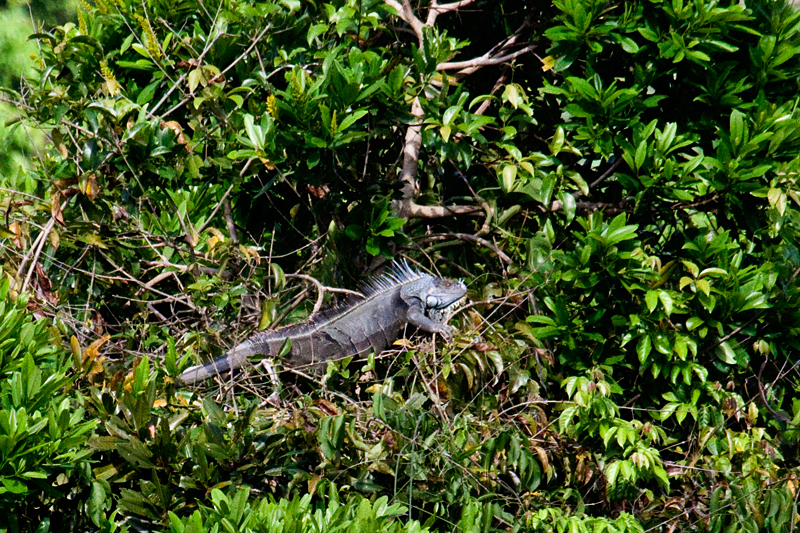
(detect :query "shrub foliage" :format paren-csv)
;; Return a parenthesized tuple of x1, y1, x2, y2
(1, 0, 800, 531)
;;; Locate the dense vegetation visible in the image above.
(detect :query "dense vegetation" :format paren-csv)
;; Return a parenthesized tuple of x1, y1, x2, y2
(1, 0, 800, 531)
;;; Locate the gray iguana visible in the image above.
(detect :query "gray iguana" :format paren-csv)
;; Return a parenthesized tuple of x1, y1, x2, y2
(178, 261, 467, 385)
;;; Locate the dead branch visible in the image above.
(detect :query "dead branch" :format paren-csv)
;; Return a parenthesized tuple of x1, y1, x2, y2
(285, 273, 364, 315)
(437, 45, 536, 73)
(385, 0, 425, 45)
(426, 0, 476, 25)
(223, 199, 239, 244)
(16, 196, 71, 294)
(420, 232, 513, 265)
(399, 96, 424, 200)
(387, 3, 534, 222)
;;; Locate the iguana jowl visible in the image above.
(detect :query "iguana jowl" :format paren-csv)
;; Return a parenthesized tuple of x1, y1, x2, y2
(178, 262, 467, 384)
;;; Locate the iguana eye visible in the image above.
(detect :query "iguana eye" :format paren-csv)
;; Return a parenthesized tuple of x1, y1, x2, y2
(426, 295, 439, 307)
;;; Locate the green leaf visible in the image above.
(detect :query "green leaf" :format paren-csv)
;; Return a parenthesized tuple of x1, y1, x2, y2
(715, 341, 737, 365)
(188, 69, 204, 93)
(442, 105, 461, 126)
(501, 165, 517, 192)
(730, 109, 745, 144)
(558, 191, 576, 224)
(658, 291, 673, 316)
(307, 23, 328, 45)
(137, 80, 160, 106)
(618, 36, 639, 53)
(637, 335, 652, 364)
(634, 140, 647, 172)
(338, 109, 368, 132)
(503, 84, 521, 108)
(645, 290, 659, 313)
(243, 114, 263, 150)
(550, 126, 565, 155)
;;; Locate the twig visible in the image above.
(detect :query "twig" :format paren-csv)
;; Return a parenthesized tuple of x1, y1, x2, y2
(548, 159, 625, 212)
(196, 182, 237, 235)
(411, 351, 449, 420)
(420, 233, 512, 264)
(473, 71, 509, 117)
(17, 196, 70, 293)
(285, 273, 364, 314)
(385, 0, 425, 45)
(426, 0, 476, 25)
(756, 359, 798, 428)
(97, 250, 197, 309)
(437, 45, 536, 72)
(589, 157, 623, 189)
(21, 217, 56, 293)
(223, 199, 239, 244)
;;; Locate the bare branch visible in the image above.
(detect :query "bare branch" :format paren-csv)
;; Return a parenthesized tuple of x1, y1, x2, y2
(385, 0, 424, 45)
(421, 233, 512, 264)
(588, 157, 623, 189)
(16, 196, 71, 293)
(400, 96, 424, 198)
(437, 44, 536, 72)
(195, 182, 236, 233)
(285, 273, 364, 315)
(223, 199, 239, 244)
(405, 203, 483, 218)
(426, 0, 476, 26)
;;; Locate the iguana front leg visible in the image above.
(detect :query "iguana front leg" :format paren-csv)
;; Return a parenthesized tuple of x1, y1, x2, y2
(407, 306, 453, 339)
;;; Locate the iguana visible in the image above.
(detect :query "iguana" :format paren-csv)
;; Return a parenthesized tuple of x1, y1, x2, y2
(178, 261, 467, 384)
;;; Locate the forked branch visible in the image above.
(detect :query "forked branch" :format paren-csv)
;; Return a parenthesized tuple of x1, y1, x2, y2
(386, 1, 533, 222)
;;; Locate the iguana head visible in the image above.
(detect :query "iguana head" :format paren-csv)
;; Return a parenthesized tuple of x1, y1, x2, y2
(411, 275, 468, 325)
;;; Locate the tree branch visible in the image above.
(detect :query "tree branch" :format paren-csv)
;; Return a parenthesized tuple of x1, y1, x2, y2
(421, 233, 512, 264)
(223, 199, 239, 244)
(385, 0, 424, 45)
(387, 3, 532, 221)
(399, 96, 424, 200)
(404, 204, 483, 218)
(437, 45, 536, 72)
(285, 273, 364, 315)
(426, 0, 476, 26)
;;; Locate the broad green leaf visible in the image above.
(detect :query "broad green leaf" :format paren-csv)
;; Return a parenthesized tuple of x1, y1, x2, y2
(501, 165, 517, 192)
(658, 291, 673, 316)
(637, 335, 651, 363)
(645, 290, 658, 313)
(715, 341, 737, 365)
(634, 140, 647, 171)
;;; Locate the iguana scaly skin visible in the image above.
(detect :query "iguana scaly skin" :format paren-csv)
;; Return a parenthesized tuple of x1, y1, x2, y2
(178, 262, 467, 384)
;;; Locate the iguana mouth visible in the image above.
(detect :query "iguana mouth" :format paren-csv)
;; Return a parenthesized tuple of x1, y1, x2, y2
(428, 295, 467, 322)
(447, 295, 467, 312)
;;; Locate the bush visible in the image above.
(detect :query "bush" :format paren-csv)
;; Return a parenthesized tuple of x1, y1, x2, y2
(0, 272, 96, 531)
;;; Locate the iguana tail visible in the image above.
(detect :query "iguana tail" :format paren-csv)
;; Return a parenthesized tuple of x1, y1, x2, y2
(178, 339, 263, 385)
